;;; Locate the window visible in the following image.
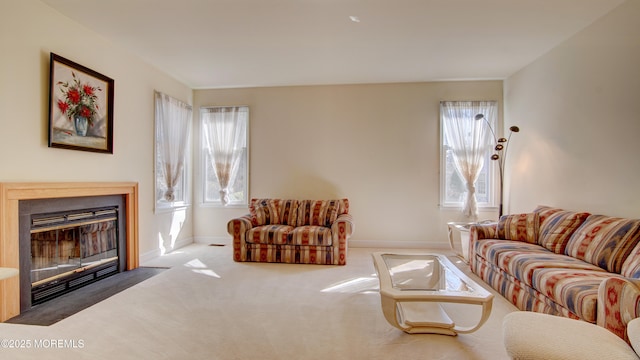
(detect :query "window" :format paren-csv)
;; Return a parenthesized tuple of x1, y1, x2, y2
(155, 145, 189, 208)
(155, 92, 192, 210)
(440, 101, 498, 211)
(201, 106, 249, 206)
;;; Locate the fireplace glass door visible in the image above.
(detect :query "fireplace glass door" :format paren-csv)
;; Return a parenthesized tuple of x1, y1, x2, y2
(30, 208, 119, 287)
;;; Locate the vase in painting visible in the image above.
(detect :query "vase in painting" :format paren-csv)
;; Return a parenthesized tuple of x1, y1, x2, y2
(74, 115, 89, 136)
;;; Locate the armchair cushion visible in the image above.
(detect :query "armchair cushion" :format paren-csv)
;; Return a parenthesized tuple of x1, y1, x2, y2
(250, 198, 281, 226)
(290, 226, 333, 246)
(247, 225, 294, 245)
(297, 199, 340, 227)
(503, 311, 639, 360)
(279, 199, 299, 226)
(628, 318, 640, 355)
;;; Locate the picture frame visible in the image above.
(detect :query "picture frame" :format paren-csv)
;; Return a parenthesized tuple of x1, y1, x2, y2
(48, 53, 114, 154)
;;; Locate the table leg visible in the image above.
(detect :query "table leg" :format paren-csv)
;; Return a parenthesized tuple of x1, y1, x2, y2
(380, 296, 492, 335)
(452, 299, 493, 334)
(381, 296, 457, 335)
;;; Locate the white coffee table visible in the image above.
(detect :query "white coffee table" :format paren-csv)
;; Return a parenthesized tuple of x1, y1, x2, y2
(372, 252, 493, 335)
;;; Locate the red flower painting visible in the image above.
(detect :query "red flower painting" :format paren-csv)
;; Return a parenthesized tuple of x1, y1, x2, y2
(57, 71, 102, 126)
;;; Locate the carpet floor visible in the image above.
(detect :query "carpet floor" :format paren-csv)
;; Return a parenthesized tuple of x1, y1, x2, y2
(0, 243, 516, 359)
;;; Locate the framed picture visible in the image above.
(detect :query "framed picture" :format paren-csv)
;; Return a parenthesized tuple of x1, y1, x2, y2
(48, 53, 114, 154)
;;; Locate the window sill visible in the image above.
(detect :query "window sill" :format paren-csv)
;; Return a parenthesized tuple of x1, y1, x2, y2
(199, 202, 248, 209)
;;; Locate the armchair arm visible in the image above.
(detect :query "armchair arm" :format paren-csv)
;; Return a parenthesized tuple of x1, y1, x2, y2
(332, 213, 354, 238)
(228, 214, 253, 262)
(331, 213, 354, 265)
(598, 277, 640, 343)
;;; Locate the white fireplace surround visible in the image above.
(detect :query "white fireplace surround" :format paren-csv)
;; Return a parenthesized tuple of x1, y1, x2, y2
(0, 182, 139, 322)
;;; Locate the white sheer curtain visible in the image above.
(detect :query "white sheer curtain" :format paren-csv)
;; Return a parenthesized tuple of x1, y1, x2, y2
(155, 91, 192, 202)
(201, 106, 248, 206)
(441, 101, 496, 220)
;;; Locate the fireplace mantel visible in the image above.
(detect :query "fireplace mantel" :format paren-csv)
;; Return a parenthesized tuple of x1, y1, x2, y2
(0, 182, 139, 322)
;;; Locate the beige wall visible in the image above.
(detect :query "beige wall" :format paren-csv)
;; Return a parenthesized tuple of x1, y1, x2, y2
(504, 0, 640, 217)
(17, 0, 634, 253)
(0, 1, 194, 259)
(194, 81, 503, 247)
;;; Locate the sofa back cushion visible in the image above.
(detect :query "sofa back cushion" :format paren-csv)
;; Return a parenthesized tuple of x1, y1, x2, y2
(297, 199, 345, 227)
(279, 199, 299, 226)
(497, 213, 540, 244)
(250, 198, 281, 226)
(534, 205, 591, 254)
(565, 215, 640, 274)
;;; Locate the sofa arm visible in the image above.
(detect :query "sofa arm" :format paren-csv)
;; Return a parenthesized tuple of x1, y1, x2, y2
(228, 214, 253, 262)
(331, 213, 354, 265)
(598, 277, 640, 343)
(468, 223, 497, 265)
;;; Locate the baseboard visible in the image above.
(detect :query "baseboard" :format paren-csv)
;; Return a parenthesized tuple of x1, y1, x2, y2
(139, 248, 161, 265)
(185, 237, 450, 250)
(348, 239, 451, 250)
(194, 236, 231, 246)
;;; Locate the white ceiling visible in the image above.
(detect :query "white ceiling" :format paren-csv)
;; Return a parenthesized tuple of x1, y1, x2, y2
(41, 0, 625, 89)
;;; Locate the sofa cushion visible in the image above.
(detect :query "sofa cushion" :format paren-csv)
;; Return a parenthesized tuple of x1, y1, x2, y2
(565, 215, 640, 274)
(497, 213, 540, 244)
(496, 251, 605, 287)
(290, 226, 333, 246)
(531, 268, 626, 323)
(247, 225, 294, 245)
(533, 205, 564, 224)
(475, 239, 550, 266)
(297, 200, 340, 227)
(250, 198, 281, 226)
(534, 206, 590, 254)
(279, 199, 299, 226)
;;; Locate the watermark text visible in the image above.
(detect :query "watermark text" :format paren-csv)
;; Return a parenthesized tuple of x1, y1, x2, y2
(1, 338, 85, 349)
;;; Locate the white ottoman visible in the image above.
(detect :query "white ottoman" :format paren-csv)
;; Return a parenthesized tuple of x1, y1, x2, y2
(503, 312, 639, 360)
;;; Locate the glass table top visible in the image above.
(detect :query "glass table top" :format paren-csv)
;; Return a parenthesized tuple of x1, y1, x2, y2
(381, 254, 472, 293)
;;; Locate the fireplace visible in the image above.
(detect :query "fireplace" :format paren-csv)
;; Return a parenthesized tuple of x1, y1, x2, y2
(19, 195, 127, 311)
(0, 182, 139, 322)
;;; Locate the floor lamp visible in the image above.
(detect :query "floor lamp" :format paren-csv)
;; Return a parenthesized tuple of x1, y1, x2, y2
(474, 114, 520, 218)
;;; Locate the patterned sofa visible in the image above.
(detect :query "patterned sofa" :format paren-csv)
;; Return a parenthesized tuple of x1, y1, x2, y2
(469, 205, 640, 342)
(228, 198, 354, 265)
